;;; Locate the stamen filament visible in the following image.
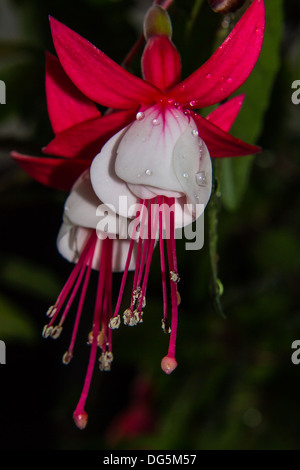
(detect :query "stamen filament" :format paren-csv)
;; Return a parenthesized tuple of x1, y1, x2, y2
(111, 199, 144, 319)
(48, 232, 97, 326)
(67, 239, 96, 355)
(164, 197, 179, 360)
(158, 196, 168, 323)
(138, 199, 160, 311)
(73, 238, 113, 429)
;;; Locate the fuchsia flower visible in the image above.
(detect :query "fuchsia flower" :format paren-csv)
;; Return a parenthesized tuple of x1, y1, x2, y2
(12, 0, 265, 429)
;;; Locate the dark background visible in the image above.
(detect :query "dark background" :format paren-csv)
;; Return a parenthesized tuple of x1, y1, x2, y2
(0, 0, 299, 450)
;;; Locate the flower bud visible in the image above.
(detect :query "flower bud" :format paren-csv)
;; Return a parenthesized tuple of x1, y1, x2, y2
(207, 0, 247, 14)
(143, 6, 172, 40)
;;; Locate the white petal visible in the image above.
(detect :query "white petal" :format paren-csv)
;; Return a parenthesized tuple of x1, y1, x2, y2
(57, 223, 137, 272)
(57, 223, 92, 264)
(90, 128, 139, 218)
(173, 122, 212, 207)
(114, 106, 189, 193)
(127, 183, 157, 200)
(63, 170, 100, 229)
(64, 169, 129, 236)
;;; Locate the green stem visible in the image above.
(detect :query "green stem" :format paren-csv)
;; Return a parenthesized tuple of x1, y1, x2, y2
(208, 159, 225, 318)
(185, 0, 204, 39)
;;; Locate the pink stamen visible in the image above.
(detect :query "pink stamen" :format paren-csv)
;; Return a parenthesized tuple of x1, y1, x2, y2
(138, 199, 160, 311)
(112, 200, 144, 318)
(158, 196, 168, 323)
(73, 237, 113, 429)
(164, 197, 179, 363)
(48, 232, 97, 326)
(130, 200, 149, 307)
(67, 239, 96, 355)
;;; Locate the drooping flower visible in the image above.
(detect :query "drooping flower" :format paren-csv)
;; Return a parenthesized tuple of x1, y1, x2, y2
(11, 0, 265, 429)
(43, 170, 138, 429)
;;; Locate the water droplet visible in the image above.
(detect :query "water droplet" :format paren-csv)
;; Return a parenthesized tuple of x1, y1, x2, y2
(137, 173, 141, 178)
(206, 73, 212, 79)
(189, 100, 196, 107)
(145, 169, 152, 176)
(183, 173, 188, 178)
(174, 102, 179, 108)
(195, 171, 207, 186)
(136, 111, 145, 121)
(192, 129, 198, 137)
(152, 118, 159, 126)
(226, 77, 233, 84)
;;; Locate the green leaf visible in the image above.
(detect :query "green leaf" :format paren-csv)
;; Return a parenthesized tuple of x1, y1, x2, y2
(0, 293, 37, 343)
(219, 0, 284, 210)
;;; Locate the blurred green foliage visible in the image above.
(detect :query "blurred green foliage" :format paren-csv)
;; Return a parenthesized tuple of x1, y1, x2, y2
(0, 0, 299, 451)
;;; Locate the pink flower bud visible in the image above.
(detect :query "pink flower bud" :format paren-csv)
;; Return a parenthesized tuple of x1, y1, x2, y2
(143, 6, 172, 40)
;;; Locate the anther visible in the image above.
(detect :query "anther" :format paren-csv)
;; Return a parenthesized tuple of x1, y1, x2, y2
(109, 315, 121, 329)
(97, 330, 106, 349)
(169, 271, 180, 283)
(46, 305, 57, 318)
(87, 330, 93, 345)
(51, 325, 63, 339)
(42, 324, 53, 338)
(99, 351, 114, 371)
(123, 308, 139, 326)
(161, 318, 171, 334)
(62, 350, 73, 365)
(134, 309, 143, 324)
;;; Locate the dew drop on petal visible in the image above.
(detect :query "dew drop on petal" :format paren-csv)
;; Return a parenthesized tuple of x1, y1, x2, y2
(192, 129, 199, 137)
(226, 77, 233, 84)
(206, 73, 212, 79)
(195, 171, 207, 186)
(189, 100, 196, 107)
(161, 356, 177, 375)
(183, 173, 188, 178)
(152, 118, 159, 126)
(145, 169, 152, 176)
(136, 111, 145, 121)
